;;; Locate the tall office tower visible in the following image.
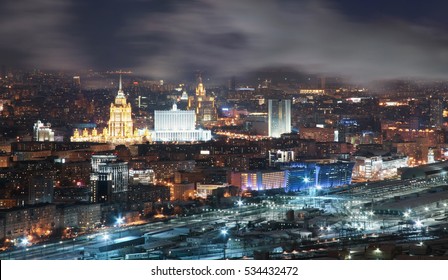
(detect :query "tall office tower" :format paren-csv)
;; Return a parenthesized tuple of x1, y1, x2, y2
(429, 98, 444, 129)
(33, 120, 55, 141)
(268, 99, 291, 138)
(90, 155, 129, 203)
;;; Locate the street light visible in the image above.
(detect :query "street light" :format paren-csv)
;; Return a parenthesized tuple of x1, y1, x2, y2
(221, 229, 228, 259)
(20, 238, 29, 260)
(116, 217, 125, 227)
(414, 220, 423, 228)
(103, 234, 110, 260)
(20, 238, 29, 247)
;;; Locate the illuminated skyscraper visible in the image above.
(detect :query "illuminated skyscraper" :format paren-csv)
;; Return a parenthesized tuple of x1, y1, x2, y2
(71, 76, 150, 144)
(108, 75, 133, 138)
(187, 75, 217, 123)
(268, 99, 291, 138)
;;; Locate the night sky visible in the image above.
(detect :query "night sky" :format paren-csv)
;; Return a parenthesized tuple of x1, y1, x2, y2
(1, 0, 448, 81)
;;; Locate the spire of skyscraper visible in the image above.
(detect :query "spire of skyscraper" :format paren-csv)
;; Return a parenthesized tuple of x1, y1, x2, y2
(196, 74, 206, 97)
(117, 74, 124, 97)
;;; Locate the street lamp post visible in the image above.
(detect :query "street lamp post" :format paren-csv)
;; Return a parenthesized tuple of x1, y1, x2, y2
(20, 238, 29, 260)
(41, 244, 46, 257)
(103, 233, 110, 260)
(116, 217, 125, 238)
(221, 229, 228, 259)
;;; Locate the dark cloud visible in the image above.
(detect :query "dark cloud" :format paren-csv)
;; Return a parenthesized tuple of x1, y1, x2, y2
(0, 0, 90, 70)
(122, 0, 448, 81)
(2, 0, 448, 82)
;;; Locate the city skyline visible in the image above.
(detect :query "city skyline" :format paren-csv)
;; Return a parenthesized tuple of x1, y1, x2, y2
(2, 1, 448, 263)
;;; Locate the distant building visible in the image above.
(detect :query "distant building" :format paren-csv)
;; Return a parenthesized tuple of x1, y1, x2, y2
(429, 98, 444, 129)
(28, 176, 54, 205)
(0, 204, 57, 240)
(268, 149, 295, 166)
(56, 203, 101, 229)
(127, 184, 170, 203)
(353, 155, 408, 181)
(129, 169, 155, 185)
(90, 155, 129, 203)
(299, 127, 335, 142)
(149, 160, 196, 180)
(180, 90, 188, 101)
(268, 99, 291, 138)
(71, 76, 150, 144)
(245, 113, 268, 136)
(170, 183, 195, 200)
(152, 104, 211, 142)
(33, 120, 54, 142)
(337, 118, 359, 143)
(394, 138, 432, 165)
(0, 153, 10, 168)
(187, 75, 217, 123)
(231, 170, 288, 191)
(279, 161, 354, 191)
(400, 161, 448, 180)
(196, 183, 229, 198)
(73, 76, 81, 87)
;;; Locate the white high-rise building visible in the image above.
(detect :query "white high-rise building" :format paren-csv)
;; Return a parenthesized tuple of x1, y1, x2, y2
(268, 99, 291, 138)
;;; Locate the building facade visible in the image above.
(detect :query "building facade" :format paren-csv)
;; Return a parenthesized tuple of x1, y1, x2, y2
(231, 170, 288, 191)
(152, 104, 211, 142)
(33, 120, 55, 142)
(71, 76, 150, 144)
(187, 75, 217, 123)
(353, 155, 408, 181)
(90, 155, 129, 203)
(278, 161, 355, 192)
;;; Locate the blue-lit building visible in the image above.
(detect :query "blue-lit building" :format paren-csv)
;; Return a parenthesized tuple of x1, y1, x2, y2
(279, 161, 355, 192)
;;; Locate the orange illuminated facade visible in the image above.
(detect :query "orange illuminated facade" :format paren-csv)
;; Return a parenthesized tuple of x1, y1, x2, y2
(71, 76, 150, 144)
